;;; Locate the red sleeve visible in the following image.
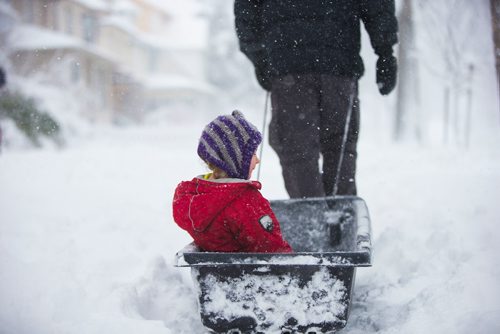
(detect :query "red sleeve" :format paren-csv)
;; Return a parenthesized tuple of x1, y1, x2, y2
(226, 188, 293, 253)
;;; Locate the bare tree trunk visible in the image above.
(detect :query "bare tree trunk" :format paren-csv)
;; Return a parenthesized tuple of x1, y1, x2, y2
(395, 0, 420, 142)
(491, 0, 500, 100)
(443, 86, 450, 144)
(464, 64, 474, 148)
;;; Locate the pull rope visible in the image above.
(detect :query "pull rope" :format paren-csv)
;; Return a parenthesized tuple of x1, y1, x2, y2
(256, 91, 270, 182)
(332, 81, 356, 197)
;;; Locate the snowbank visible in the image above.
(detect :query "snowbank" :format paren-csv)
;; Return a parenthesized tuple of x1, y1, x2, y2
(1, 121, 499, 334)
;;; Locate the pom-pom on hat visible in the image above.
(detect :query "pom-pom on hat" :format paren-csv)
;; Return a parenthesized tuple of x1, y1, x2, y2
(198, 110, 262, 180)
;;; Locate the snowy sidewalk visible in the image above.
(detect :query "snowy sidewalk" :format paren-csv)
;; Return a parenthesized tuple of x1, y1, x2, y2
(1, 124, 500, 334)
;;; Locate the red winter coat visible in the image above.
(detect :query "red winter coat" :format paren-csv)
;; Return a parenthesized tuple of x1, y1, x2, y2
(173, 177, 292, 253)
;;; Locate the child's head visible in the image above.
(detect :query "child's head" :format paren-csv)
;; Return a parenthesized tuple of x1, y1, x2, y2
(198, 110, 262, 180)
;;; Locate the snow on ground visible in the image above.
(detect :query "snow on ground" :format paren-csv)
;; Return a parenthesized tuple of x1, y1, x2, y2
(2, 0, 499, 331)
(1, 116, 499, 334)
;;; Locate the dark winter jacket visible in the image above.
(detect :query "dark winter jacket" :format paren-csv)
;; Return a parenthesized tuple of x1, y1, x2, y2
(0, 67, 6, 88)
(173, 177, 293, 253)
(234, 0, 398, 79)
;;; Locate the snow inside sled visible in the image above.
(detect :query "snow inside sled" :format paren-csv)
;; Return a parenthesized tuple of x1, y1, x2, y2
(175, 196, 372, 334)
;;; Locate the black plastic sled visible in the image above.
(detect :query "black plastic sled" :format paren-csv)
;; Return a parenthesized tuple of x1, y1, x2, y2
(175, 196, 372, 334)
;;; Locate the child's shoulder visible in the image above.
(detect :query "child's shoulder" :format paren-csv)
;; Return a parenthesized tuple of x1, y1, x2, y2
(235, 181, 267, 201)
(228, 182, 272, 216)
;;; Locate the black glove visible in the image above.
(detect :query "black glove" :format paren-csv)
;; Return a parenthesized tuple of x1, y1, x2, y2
(0, 67, 6, 89)
(376, 55, 397, 95)
(255, 64, 272, 91)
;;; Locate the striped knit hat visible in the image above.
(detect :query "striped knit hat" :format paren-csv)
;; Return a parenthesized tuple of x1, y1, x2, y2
(198, 110, 262, 180)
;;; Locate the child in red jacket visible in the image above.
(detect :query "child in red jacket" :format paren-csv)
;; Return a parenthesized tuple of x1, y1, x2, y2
(173, 110, 292, 253)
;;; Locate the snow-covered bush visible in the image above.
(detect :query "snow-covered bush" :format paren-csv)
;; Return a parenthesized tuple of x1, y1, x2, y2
(0, 91, 62, 147)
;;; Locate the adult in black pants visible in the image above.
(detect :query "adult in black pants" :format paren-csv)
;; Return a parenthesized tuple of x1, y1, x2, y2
(0, 66, 5, 152)
(234, 0, 398, 198)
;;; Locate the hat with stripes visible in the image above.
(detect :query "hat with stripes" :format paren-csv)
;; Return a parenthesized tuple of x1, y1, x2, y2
(198, 110, 262, 180)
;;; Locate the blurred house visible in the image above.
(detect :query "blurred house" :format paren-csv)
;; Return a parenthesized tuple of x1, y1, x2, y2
(0, 0, 211, 122)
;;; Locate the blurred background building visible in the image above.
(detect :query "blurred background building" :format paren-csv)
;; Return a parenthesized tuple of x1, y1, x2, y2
(0, 0, 214, 122)
(0, 0, 497, 148)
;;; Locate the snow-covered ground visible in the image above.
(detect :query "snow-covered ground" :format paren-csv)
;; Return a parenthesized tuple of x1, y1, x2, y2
(1, 115, 500, 334)
(1, 0, 500, 332)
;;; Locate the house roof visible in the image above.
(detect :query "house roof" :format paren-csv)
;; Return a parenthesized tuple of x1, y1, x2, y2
(109, 0, 138, 14)
(141, 0, 208, 49)
(9, 25, 115, 64)
(9, 25, 81, 50)
(101, 14, 206, 51)
(143, 74, 216, 94)
(70, 0, 108, 11)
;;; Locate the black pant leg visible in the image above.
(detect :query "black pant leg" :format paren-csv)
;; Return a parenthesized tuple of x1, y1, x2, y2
(319, 76, 360, 196)
(269, 74, 325, 198)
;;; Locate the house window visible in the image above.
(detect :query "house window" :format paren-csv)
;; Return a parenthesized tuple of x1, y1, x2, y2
(22, 0, 35, 23)
(40, 1, 49, 28)
(97, 69, 107, 108)
(148, 48, 158, 72)
(70, 61, 80, 83)
(82, 13, 97, 43)
(50, 2, 58, 30)
(65, 6, 73, 34)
